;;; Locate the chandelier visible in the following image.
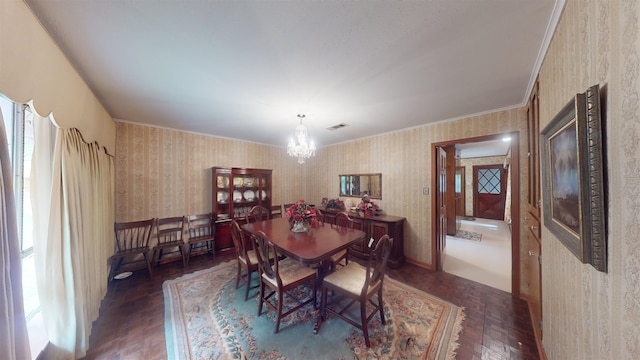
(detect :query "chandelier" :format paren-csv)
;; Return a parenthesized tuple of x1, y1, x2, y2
(287, 114, 316, 164)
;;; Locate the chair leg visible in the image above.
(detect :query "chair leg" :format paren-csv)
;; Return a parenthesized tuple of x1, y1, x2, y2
(275, 290, 283, 333)
(143, 251, 153, 279)
(235, 262, 242, 290)
(179, 245, 186, 267)
(378, 288, 386, 325)
(257, 280, 265, 316)
(361, 300, 370, 347)
(244, 268, 252, 301)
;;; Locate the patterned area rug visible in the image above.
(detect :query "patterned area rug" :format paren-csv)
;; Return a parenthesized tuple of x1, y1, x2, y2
(455, 229, 482, 241)
(163, 261, 465, 360)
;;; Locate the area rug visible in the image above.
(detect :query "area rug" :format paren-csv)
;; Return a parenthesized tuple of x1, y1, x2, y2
(163, 261, 464, 360)
(454, 229, 482, 242)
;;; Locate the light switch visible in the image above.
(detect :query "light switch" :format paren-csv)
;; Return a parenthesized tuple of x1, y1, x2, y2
(423, 187, 429, 195)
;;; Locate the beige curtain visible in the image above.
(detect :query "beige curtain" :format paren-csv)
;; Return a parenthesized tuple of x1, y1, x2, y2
(32, 115, 114, 358)
(0, 106, 31, 359)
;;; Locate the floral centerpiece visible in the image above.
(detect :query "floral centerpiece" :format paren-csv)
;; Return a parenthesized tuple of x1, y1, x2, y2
(357, 193, 382, 217)
(325, 198, 346, 210)
(286, 200, 318, 232)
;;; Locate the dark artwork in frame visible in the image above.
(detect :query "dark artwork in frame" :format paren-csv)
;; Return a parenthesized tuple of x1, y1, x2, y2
(540, 84, 607, 272)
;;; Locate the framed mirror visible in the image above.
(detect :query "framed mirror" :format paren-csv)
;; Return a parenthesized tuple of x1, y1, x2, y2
(339, 173, 382, 199)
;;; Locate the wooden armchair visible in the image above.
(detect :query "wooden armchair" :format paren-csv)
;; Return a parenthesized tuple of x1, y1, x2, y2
(245, 205, 269, 223)
(152, 216, 186, 267)
(253, 230, 317, 333)
(110, 218, 155, 280)
(320, 235, 393, 347)
(328, 211, 354, 269)
(270, 204, 283, 219)
(230, 220, 259, 301)
(186, 213, 215, 265)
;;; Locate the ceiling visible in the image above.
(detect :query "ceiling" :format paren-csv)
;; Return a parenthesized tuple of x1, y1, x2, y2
(25, 0, 562, 148)
(456, 139, 512, 159)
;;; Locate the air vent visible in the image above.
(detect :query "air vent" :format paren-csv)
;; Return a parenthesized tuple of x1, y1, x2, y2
(327, 123, 349, 131)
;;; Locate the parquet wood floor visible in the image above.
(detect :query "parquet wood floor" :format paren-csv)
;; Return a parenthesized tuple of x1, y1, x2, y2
(81, 253, 539, 359)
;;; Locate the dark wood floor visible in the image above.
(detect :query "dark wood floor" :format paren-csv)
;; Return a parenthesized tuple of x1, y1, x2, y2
(82, 252, 539, 359)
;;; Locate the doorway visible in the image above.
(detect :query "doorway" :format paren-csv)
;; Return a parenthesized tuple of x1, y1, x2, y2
(432, 132, 520, 296)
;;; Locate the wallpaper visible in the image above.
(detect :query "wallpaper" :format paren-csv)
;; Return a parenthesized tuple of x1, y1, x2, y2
(114, 123, 307, 223)
(537, 0, 639, 358)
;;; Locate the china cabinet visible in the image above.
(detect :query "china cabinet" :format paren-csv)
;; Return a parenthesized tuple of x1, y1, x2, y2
(321, 208, 405, 268)
(212, 167, 272, 252)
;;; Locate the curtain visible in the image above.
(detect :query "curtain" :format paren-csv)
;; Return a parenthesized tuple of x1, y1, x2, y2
(0, 106, 31, 359)
(32, 115, 114, 358)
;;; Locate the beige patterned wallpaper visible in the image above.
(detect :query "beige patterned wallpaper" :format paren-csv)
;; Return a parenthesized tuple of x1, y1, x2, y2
(114, 123, 308, 222)
(537, 0, 639, 358)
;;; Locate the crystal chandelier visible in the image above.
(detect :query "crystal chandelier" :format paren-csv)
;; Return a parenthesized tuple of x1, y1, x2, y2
(287, 114, 316, 164)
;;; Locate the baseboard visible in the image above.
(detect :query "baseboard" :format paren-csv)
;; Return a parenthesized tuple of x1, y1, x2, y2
(405, 257, 434, 270)
(524, 296, 548, 360)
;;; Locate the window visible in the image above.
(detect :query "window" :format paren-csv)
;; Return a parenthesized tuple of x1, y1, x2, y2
(1, 95, 44, 358)
(477, 168, 501, 194)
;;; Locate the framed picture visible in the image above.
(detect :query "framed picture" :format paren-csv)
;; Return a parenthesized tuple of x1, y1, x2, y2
(540, 84, 607, 272)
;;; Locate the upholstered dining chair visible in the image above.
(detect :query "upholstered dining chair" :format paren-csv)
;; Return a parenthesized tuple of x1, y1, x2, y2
(246, 205, 269, 223)
(186, 213, 215, 265)
(320, 235, 393, 347)
(230, 219, 260, 301)
(253, 230, 317, 333)
(110, 218, 155, 280)
(270, 204, 283, 219)
(152, 215, 186, 267)
(328, 211, 354, 269)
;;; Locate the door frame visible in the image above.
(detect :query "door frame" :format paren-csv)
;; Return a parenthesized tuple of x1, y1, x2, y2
(431, 131, 520, 297)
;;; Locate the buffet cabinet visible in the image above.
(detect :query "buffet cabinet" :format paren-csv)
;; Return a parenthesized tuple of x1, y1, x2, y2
(321, 208, 405, 268)
(212, 167, 272, 252)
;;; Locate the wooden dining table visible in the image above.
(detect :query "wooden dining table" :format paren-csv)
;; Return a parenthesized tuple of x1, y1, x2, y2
(241, 217, 365, 333)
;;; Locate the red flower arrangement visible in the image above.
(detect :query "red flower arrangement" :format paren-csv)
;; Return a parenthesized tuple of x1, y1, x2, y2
(286, 200, 318, 229)
(357, 193, 382, 216)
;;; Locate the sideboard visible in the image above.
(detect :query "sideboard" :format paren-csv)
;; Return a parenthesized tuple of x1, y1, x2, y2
(320, 208, 405, 268)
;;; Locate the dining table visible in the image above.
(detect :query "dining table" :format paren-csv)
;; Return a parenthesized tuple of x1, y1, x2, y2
(241, 217, 365, 333)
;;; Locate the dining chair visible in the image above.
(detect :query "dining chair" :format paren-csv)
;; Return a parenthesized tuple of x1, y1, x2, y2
(328, 211, 354, 269)
(270, 204, 283, 219)
(320, 235, 393, 347)
(186, 213, 215, 265)
(246, 205, 269, 223)
(314, 208, 324, 224)
(283, 203, 295, 214)
(152, 215, 186, 267)
(230, 220, 259, 301)
(110, 218, 155, 280)
(253, 230, 317, 333)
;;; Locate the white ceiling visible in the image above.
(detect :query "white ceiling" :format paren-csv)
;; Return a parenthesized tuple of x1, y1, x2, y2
(25, 0, 563, 148)
(456, 139, 512, 159)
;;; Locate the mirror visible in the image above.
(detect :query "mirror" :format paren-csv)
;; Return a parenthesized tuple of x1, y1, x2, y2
(339, 173, 382, 199)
